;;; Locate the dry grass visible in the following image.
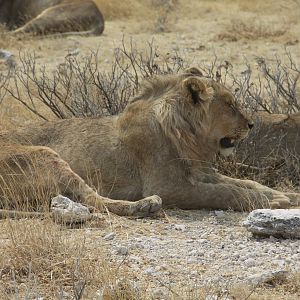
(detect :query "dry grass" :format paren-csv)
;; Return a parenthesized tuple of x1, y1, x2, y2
(94, 0, 153, 20)
(0, 25, 23, 49)
(217, 18, 288, 42)
(0, 149, 58, 213)
(0, 218, 142, 299)
(95, 0, 178, 24)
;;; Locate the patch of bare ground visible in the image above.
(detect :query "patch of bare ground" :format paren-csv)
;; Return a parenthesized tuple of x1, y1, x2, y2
(0, 213, 299, 299)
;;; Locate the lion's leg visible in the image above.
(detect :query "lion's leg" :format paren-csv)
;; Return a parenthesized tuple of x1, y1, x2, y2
(34, 147, 162, 217)
(216, 174, 300, 207)
(101, 196, 162, 217)
(144, 180, 292, 211)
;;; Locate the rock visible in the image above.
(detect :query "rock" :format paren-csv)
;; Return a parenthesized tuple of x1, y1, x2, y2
(103, 232, 116, 241)
(214, 210, 225, 217)
(243, 209, 300, 239)
(174, 224, 186, 231)
(51, 195, 92, 224)
(144, 267, 156, 275)
(0, 49, 16, 69)
(247, 270, 288, 285)
(152, 287, 168, 299)
(244, 258, 256, 267)
(116, 246, 129, 255)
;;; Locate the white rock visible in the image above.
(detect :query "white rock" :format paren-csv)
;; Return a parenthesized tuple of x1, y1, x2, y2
(247, 270, 288, 285)
(243, 209, 300, 238)
(214, 210, 225, 217)
(103, 232, 116, 241)
(0, 49, 16, 69)
(144, 267, 156, 275)
(116, 246, 129, 255)
(51, 195, 91, 224)
(152, 287, 168, 299)
(0, 49, 13, 60)
(174, 224, 186, 231)
(244, 258, 256, 267)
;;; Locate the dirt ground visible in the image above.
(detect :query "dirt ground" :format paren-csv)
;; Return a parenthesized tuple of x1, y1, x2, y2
(0, 0, 300, 299)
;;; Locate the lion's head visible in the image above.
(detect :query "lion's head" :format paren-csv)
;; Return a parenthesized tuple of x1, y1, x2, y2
(129, 68, 253, 162)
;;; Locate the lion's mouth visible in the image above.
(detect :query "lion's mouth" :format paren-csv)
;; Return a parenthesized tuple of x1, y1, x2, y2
(220, 137, 236, 149)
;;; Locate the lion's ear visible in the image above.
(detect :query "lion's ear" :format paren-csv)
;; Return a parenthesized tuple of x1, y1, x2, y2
(184, 67, 203, 77)
(182, 77, 214, 105)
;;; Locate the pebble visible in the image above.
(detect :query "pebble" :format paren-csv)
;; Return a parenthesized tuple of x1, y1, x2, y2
(116, 246, 129, 255)
(103, 210, 300, 288)
(174, 224, 186, 231)
(103, 232, 116, 241)
(152, 287, 168, 299)
(214, 210, 225, 217)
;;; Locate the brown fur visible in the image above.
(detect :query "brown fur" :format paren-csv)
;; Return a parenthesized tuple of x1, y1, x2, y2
(0, 0, 104, 36)
(1, 69, 300, 216)
(235, 111, 300, 186)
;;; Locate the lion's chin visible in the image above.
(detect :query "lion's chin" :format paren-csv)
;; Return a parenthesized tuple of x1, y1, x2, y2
(219, 147, 235, 157)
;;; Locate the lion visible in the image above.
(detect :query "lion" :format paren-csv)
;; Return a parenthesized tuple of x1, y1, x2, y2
(1, 68, 299, 219)
(0, 0, 104, 36)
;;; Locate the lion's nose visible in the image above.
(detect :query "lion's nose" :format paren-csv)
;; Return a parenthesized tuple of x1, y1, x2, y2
(248, 123, 254, 129)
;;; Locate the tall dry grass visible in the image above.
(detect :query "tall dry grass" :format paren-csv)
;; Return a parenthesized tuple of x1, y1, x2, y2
(0, 218, 143, 299)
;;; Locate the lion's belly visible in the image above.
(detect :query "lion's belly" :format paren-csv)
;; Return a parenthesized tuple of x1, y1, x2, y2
(86, 162, 144, 201)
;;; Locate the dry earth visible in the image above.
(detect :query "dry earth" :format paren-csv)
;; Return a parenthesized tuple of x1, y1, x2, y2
(0, 0, 300, 299)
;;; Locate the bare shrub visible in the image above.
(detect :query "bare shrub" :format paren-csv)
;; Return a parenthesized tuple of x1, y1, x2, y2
(255, 53, 300, 113)
(0, 66, 10, 105)
(192, 52, 300, 190)
(4, 39, 187, 120)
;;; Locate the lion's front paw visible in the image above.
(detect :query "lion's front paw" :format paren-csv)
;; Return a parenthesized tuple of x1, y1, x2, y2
(283, 192, 300, 207)
(269, 193, 292, 209)
(131, 195, 163, 217)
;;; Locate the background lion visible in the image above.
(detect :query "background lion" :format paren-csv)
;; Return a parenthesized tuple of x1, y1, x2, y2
(1, 68, 300, 216)
(0, 0, 104, 36)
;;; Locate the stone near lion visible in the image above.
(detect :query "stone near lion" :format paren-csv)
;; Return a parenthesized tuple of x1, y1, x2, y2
(51, 194, 92, 224)
(244, 209, 300, 238)
(0, 68, 300, 218)
(0, 0, 104, 36)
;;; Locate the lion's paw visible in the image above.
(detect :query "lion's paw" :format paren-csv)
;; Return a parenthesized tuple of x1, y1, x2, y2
(283, 192, 300, 207)
(131, 195, 162, 217)
(269, 193, 292, 209)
